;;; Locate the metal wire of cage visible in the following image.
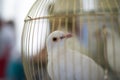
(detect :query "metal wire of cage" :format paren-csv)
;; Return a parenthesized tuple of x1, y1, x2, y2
(22, 0, 120, 80)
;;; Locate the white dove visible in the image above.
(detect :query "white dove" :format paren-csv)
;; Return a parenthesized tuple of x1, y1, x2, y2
(46, 31, 104, 80)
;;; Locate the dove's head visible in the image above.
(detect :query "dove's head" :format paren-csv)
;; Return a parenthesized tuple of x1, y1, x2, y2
(46, 31, 72, 54)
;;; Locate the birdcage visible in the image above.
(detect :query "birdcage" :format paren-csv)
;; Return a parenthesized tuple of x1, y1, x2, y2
(22, 0, 120, 80)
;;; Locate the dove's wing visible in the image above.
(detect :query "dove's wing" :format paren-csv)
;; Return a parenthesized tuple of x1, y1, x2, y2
(47, 49, 104, 80)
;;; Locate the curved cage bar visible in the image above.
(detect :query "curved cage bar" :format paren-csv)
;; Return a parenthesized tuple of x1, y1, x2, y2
(22, 0, 120, 80)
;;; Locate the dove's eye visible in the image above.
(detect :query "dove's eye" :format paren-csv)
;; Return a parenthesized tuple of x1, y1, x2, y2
(53, 37, 58, 42)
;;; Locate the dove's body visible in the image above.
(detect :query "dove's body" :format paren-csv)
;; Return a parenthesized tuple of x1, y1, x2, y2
(47, 31, 104, 80)
(48, 49, 104, 80)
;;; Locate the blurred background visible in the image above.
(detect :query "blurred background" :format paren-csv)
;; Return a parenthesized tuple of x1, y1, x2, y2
(0, 0, 120, 80)
(0, 0, 36, 79)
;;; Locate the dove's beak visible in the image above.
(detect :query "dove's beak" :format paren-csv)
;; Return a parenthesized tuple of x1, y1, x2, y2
(65, 33, 72, 38)
(60, 33, 72, 39)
